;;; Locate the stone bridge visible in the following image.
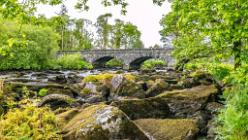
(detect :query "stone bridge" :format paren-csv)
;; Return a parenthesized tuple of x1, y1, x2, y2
(58, 48, 174, 69)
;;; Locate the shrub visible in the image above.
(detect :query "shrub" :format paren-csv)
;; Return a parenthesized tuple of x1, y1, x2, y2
(56, 53, 93, 70)
(0, 19, 60, 70)
(217, 65, 248, 139)
(141, 59, 167, 70)
(106, 59, 123, 68)
(0, 101, 62, 139)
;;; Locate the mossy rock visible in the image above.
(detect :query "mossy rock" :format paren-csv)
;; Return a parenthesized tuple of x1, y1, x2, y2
(38, 94, 75, 110)
(111, 98, 170, 120)
(145, 79, 169, 97)
(154, 85, 218, 118)
(157, 85, 218, 101)
(113, 78, 145, 98)
(135, 119, 199, 140)
(61, 104, 149, 140)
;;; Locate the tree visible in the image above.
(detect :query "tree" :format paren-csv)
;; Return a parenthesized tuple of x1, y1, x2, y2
(96, 13, 112, 49)
(111, 19, 143, 49)
(160, 0, 248, 69)
(73, 18, 94, 50)
(58, 4, 68, 50)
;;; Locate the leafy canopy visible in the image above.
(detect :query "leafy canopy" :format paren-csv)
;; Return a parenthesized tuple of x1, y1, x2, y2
(160, 0, 248, 69)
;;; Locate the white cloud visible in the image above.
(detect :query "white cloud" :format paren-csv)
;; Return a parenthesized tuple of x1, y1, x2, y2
(36, 0, 171, 47)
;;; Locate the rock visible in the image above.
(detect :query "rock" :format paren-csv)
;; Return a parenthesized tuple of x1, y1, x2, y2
(155, 85, 218, 118)
(113, 77, 145, 98)
(206, 119, 218, 139)
(57, 109, 80, 124)
(205, 102, 223, 115)
(145, 79, 169, 97)
(180, 78, 200, 88)
(85, 94, 103, 104)
(48, 75, 67, 84)
(6, 82, 75, 97)
(111, 98, 170, 120)
(38, 94, 75, 110)
(84, 82, 97, 93)
(192, 111, 210, 135)
(191, 71, 214, 85)
(61, 104, 149, 140)
(111, 74, 124, 90)
(135, 119, 199, 140)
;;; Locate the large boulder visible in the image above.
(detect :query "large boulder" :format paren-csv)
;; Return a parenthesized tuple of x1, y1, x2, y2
(113, 77, 145, 98)
(61, 104, 149, 140)
(111, 98, 170, 120)
(135, 119, 199, 140)
(155, 85, 218, 118)
(145, 79, 169, 97)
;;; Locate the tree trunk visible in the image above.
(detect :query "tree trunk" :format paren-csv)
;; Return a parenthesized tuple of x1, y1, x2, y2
(233, 40, 242, 69)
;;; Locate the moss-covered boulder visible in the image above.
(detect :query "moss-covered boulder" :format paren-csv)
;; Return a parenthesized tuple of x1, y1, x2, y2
(113, 77, 145, 98)
(61, 104, 149, 140)
(135, 119, 199, 140)
(145, 79, 169, 97)
(38, 94, 75, 110)
(111, 98, 170, 120)
(155, 85, 218, 118)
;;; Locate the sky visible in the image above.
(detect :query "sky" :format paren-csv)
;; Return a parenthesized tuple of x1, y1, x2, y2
(36, 0, 171, 47)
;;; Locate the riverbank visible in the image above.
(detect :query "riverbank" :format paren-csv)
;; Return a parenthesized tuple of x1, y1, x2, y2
(0, 69, 223, 139)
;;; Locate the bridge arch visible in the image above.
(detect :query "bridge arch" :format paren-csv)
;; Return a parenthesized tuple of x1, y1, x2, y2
(92, 56, 115, 68)
(129, 56, 153, 69)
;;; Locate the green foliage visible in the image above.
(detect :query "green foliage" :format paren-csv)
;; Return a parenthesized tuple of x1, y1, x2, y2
(141, 59, 167, 70)
(0, 18, 60, 70)
(111, 20, 143, 49)
(106, 59, 123, 68)
(0, 101, 62, 140)
(56, 53, 93, 70)
(185, 61, 234, 81)
(217, 65, 248, 140)
(160, 0, 248, 69)
(38, 88, 48, 97)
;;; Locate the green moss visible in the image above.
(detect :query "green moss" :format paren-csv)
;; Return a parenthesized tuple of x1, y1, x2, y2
(135, 119, 199, 140)
(83, 73, 136, 83)
(0, 101, 62, 140)
(83, 73, 115, 83)
(157, 85, 218, 100)
(62, 104, 110, 139)
(80, 88, 92, 96)
(38, 88, 48, 97)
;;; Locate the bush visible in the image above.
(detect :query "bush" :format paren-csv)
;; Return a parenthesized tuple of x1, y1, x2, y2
(217, 65, 248, 139)
(141, 59, 167, 70)
(0, 19, 60, 70)
(0, 102, 62, 139)
(106, 59, 123, 68)
(56, 53, 93, 70)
